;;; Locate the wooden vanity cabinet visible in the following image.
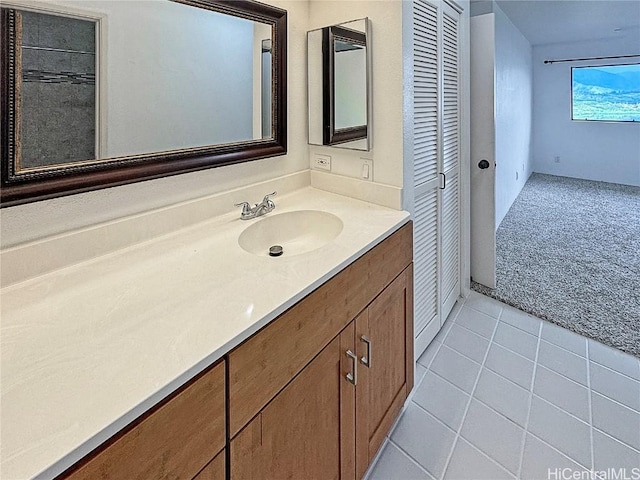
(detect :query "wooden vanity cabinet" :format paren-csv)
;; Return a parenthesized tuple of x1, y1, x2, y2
(229, 222, 414, 479)
(56, 222, 412, 480)
(58, 360, 226, 480)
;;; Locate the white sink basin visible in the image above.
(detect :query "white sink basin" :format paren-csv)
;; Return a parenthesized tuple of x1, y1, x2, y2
(238, 210, 343, 257)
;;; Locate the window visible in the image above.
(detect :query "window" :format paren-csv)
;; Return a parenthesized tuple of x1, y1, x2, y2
(571, 64, 640, 122)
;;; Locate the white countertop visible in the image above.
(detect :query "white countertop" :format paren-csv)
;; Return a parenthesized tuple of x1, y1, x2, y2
(0, 187, 409, 480)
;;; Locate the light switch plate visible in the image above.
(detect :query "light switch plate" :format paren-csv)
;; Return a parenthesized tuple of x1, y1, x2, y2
(361, 159, 373, 181)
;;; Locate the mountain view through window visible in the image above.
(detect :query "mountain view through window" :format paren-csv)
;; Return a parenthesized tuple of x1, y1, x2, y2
(571, 64, 640, 122)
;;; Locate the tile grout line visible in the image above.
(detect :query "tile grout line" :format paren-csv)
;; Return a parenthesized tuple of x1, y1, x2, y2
(589, 426, 640, 455)
(411, 400, 460, 433)
(500, 313, 542, 338)
(539, 337, 588, 360)
(382, 401, 457, 478)
(385, 437, 436, 480)
(463, 300, 503, 320)
(438, 306, 504, 479)
(484, 341, 535, 368)
(587, 369, 640, 415)
(589, 359, 640, 385)
(530, 393, 591, 427)
(525, 429, 592, 471)
(517, 316, 543, 478)
(586, 339, 595, 471)
(440, 337, 488, 366)
(427, 365, 476, 397)
(452, 316, 501, 340)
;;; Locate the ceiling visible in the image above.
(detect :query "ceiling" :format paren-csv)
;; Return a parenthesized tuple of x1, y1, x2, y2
(490, 0, 640, 46)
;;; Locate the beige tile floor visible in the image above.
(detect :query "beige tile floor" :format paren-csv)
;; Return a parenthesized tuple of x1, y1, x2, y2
(367, 292, 640, 480)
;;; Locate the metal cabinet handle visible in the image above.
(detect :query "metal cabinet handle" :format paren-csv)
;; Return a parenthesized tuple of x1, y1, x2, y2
(346, 350, 358, 385)
(360, 335, 371, 368)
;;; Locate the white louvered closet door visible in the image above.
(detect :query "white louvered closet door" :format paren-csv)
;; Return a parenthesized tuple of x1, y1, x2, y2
(413, 0, 440, 349)
(439, 3, 461, 322)
(413, 0, 461, 357)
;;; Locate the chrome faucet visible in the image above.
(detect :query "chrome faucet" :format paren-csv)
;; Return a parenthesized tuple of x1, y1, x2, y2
(235, 192, 277, 220)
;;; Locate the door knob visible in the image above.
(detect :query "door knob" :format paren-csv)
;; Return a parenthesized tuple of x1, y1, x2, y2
(478, 159, 490, 169)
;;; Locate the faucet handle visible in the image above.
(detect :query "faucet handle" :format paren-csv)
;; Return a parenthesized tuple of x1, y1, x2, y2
(234, 201, 252, 216)
(262, 191, 277, 208)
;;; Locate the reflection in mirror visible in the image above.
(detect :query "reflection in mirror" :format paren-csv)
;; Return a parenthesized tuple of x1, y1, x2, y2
(13, 9, 99, 169)
(308, 18, 371, 151)
(1, 0, 287, 206)
(330, 27, 366, 137)
(261, 39, 272, 138)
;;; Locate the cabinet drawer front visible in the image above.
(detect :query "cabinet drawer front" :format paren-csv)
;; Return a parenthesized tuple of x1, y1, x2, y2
(228, 222, 412, 437)
(61, 361, 226, 480)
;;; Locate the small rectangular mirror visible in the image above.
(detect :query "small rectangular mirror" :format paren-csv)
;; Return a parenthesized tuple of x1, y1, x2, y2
(308, 18, 371, 151)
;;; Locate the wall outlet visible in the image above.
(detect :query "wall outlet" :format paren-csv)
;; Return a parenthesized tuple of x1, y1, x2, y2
(314, 154, 331, 171)
(361, 159, 373, 181)
(554, 156, 561, 163)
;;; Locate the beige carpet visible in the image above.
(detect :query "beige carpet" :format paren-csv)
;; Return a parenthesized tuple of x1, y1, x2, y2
(472, 173, 640, 357)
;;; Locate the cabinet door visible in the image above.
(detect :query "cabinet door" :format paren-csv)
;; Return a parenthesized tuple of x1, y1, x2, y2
(355, 266, 414, 478)
(230, 324, 356, 480)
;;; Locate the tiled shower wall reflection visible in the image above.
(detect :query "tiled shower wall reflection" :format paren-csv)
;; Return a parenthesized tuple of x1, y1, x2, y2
(19, 10, 96, 168)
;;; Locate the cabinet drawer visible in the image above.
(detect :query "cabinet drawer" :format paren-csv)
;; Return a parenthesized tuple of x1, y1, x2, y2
(228, 222, 412, 437)
(60, 361, 226, 480)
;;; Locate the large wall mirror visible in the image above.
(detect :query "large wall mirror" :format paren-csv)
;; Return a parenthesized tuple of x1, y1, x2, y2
(0, 0, 287, 207)
(308, 18, 371, 151)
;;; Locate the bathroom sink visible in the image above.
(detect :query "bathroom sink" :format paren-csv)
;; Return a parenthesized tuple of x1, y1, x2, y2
(238, 210, 343, 257)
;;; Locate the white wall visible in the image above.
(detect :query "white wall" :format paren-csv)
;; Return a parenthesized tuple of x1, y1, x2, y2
(493, 3, 533, 228)
(308, 1, 404, 187)
(532, 36, 640, 186)
(0, 0, 311, 247)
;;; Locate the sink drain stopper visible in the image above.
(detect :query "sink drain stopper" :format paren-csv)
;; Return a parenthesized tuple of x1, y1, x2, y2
(269, 245, 284, 257)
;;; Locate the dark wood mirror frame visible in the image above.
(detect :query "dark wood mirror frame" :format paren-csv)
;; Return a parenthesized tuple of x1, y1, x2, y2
(322, 25, 367, 146)
(0, 0, 287, 207)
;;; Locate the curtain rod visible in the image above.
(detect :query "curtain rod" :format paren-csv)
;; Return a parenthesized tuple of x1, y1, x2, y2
(544, 54, 640, 64)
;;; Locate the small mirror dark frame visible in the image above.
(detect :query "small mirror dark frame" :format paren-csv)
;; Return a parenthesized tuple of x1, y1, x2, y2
(322, 25, 367, 146)
(0, 0, 287, 207)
